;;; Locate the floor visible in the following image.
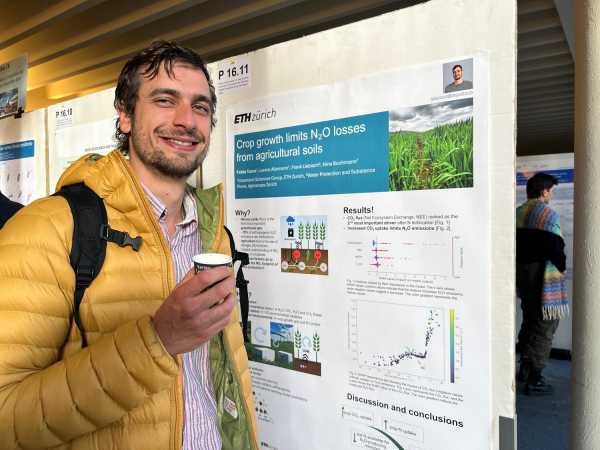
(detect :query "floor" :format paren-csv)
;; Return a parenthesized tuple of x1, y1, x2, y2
(517, 358, 571, 449)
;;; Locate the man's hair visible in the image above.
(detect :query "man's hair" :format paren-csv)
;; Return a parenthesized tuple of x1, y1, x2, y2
(114, 40, 217, 154)
(526, 172, 559, 199)
(452, 64, 463, 72)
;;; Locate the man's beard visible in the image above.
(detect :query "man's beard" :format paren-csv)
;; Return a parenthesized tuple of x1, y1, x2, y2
(130, 122, 207, 180)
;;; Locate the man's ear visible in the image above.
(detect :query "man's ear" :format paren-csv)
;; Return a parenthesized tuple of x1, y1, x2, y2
(118, 110, 132, 134)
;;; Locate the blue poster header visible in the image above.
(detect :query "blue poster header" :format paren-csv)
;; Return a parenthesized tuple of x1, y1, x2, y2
(234, 112, 389, 199)
(0, 140, 34, 162)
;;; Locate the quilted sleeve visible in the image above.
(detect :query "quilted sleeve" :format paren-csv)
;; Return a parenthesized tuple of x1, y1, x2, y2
(0, 197, 179, 449)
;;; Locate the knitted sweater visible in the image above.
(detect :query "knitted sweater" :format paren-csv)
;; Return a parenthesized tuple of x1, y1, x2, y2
(516, 199, 568, 320)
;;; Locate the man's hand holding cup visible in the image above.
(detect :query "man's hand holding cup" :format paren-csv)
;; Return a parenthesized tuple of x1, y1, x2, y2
(152, 253, 235, 356)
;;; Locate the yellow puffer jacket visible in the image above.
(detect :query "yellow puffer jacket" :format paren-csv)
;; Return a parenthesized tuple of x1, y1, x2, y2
(0, 150, 258, 450)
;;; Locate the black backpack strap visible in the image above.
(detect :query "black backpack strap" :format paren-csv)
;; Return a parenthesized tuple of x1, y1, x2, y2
(55, 183, 144, 348)
(223, 225, 250, 342)
(55, 183, 107, 348)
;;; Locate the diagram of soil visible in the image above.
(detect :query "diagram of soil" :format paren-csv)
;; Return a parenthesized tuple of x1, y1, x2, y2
(281, 248, 329, 275)
(280, 215, 329, 276)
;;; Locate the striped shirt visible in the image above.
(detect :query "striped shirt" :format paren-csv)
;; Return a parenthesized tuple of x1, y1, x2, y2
(143, 185, 221, 450)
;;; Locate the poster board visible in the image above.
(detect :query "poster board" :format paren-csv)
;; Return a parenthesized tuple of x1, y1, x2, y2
(47, 87, 117, 192)
(208, 0, 517, 449)
(0, 109, 46, 202)
(516, 153, 574, 351)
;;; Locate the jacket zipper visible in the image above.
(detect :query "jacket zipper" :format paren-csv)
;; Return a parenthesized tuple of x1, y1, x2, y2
(115, 152, 183, 450)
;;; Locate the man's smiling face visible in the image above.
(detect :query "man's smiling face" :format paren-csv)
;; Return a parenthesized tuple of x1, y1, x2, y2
(453, 66, 463, 82)
(118, 62, 213, 179)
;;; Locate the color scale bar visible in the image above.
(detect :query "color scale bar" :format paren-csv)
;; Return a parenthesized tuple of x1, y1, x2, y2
(450, 309, 455, 383)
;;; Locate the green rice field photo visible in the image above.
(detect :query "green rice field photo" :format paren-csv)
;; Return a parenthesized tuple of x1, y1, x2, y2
(388, 98, 473, 191)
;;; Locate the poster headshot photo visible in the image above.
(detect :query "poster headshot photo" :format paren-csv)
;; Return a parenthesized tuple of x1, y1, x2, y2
(443, 58, 474, 93)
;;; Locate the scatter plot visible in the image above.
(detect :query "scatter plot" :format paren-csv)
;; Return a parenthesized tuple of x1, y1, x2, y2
(356, 301, 445, 382)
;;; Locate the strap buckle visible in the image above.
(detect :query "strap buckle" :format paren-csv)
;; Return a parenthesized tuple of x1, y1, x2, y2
(100, 224, 142, 251)
(75, 265, 95, 287)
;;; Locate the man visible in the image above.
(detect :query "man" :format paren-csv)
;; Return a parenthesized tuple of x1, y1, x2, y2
(0, 41, 258, 449)
(0, 190, 22, 228)
(444, 64, 473, 93)
(516, 172, 567, 396)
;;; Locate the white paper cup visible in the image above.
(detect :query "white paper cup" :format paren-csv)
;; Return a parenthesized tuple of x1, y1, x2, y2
(193, 253, 233, 273)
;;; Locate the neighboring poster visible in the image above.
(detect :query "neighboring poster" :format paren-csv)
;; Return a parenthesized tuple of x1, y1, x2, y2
(516, 154, 574, 351)
(49, 117, 116, 190)
(0, 140, 35, 204)
(226, 56, 490, 450)
(0, 55, 27, 118)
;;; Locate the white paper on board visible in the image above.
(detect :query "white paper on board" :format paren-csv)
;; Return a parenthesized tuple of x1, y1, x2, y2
(50, 117, 116, 189)
(215, 56, 251, 94)
(225, 55, 491, 450)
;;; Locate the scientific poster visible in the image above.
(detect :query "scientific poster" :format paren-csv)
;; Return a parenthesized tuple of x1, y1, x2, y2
(516, 154, 573, 351)
(0, 55, 27, 119)
(50, 117, 116, 190)
(226, 57, 490, 450)
(0, 140, 35, 204)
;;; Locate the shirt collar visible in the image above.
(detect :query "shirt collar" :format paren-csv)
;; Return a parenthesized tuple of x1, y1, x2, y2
(141, 183, 198, 230)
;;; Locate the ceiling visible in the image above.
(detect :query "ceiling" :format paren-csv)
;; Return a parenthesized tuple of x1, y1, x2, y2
(0, 0, 426, 110)
(517, 0, 574, 155)
(0, 0, 574, 156)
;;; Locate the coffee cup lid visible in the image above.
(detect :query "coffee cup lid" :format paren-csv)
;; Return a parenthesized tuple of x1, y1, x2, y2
(193, 253, 233, 266)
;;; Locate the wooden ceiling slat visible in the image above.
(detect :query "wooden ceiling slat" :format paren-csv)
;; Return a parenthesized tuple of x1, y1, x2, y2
(519, 119, 574, 128)
(518, 9, 561, 34)
(29, 0, 211, 67)
(517, 0, 555, 16)
(518, 83, 573, 98)
(519, 115, 574, 126)
(518, 92, 574, 106)
(518, 41, 571, 62)
(518, 26, 564, 47)
(0, 0, 108, 49)
(519, 116, 574, 126)
(519, 107, 573, 118)
(518, 74, 574, 89)
(518, 64, 574, 82)
(518, 54, 574, 73)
